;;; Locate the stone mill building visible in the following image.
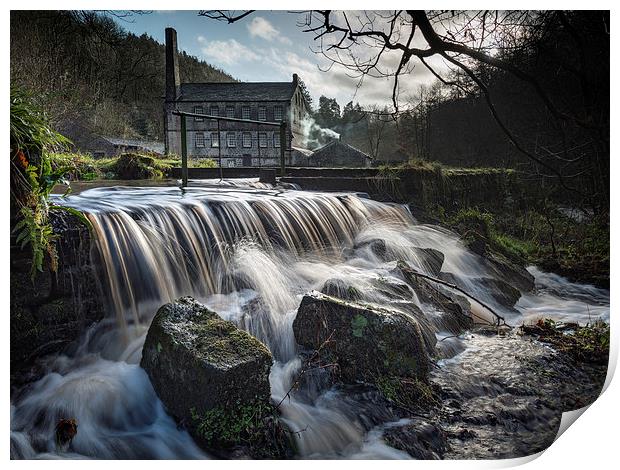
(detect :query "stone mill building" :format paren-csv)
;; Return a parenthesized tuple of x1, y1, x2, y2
(164, 28, 311, 167)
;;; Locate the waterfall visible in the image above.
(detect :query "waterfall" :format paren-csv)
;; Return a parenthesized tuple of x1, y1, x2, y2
(10, 182, 610, 459)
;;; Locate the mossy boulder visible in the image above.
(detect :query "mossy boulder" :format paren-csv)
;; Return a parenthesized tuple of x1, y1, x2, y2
(113, 153, 160, 179)
(140, 296, 290, 457)
(292, 291, 430, 385)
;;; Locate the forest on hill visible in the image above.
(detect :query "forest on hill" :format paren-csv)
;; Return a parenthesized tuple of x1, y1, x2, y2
(312, 11, 608, 208)
(10, 10, 235, 141)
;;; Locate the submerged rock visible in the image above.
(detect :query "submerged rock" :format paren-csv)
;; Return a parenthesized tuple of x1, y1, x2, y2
(383, 418, 448, 459)
(141, 296, 290, 458)
(355, 238, 388, 259)
(292, 291, 431, 384)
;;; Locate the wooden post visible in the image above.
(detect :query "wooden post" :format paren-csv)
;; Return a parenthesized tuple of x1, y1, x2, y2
(217, 119, 223, 180)
(180, 114, 188, 188)
(279, 122, 286, 176)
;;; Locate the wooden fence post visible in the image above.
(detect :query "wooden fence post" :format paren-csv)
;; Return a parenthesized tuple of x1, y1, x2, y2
(279, 122, 286, 176)
(181, 114, 188, 188)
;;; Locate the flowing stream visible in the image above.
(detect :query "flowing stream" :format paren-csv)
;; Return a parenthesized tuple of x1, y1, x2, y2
(10, 181, 609, 459)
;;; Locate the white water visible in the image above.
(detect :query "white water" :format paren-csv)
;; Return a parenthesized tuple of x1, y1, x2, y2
(10, 182, 609, 459)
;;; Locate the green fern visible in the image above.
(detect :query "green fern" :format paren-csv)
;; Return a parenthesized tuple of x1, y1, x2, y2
(10, 85, 88, 281)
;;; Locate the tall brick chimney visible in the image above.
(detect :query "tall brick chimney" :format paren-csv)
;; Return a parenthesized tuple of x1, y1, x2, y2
(165, 27, 181, 102)
(164, 28, 181, 155)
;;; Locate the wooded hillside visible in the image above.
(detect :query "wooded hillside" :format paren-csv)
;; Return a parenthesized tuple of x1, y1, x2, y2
(10, 11, 235, 141)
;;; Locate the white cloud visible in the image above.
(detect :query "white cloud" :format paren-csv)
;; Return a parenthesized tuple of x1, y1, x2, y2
(247, 17, 292, 45)
(197, 36, 259, 66)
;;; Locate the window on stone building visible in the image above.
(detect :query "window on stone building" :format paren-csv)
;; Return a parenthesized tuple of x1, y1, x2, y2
(194, 106, 204, 121)
(274, 106, 283, 121)
(259, 132, 268, 148)
(227, 132, 236, 148)
(242, 107, 251, 120)
(273, 133, 281, 148)
(258, 107, 266, 121)
(226, 106, 235, 119)
(242, 132, 252, 148)
(195, 132, 205, 148)
(209, 105, 219, 116)
(211, 132, 219, 148)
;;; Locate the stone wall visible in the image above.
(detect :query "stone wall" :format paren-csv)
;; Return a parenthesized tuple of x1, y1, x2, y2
(279, 167, 518, 213)
(10, 212, 106, 388)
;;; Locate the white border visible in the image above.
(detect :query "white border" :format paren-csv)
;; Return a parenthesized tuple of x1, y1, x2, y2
(2, 2, 617, 468)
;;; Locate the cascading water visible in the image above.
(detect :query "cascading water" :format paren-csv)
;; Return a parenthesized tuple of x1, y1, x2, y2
(10, 181, 610, 459)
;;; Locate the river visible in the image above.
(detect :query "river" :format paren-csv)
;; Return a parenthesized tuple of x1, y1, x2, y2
(10, 180, 610, 459)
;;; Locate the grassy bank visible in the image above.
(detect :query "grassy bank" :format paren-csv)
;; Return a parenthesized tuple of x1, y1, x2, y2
(437, 206, 609, 288)
(50, 152, 217, 181)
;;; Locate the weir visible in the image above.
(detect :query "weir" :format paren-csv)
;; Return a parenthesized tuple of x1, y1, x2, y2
(10, 181, 610, 459)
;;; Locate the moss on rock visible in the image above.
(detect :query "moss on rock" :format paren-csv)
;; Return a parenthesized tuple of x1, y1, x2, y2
(292, 291, 432, 385)
(140, 296, 291, 458)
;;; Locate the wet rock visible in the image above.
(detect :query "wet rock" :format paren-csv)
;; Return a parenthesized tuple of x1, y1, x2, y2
(472, 277, 522, 308)
(293, 291, 431, 384)
(481, 251, 535, 292)
(411, 247, 444, 276)
(395, 262, 473, 334)
(10, 210, 105, 390)
(55, 418, 78, 449)
(355, 239, 388, 259)
(141, 296, 290, 458)
(383, 418, 448, 459)
(320, 278, 362, 301)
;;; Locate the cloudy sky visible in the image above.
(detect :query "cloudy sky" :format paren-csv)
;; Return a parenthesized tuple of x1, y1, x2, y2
(113, 10, 446, 109)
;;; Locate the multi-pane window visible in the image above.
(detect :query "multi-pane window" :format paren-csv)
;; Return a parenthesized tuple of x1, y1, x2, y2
(274, 106, 283, 121)
(211, 132, 219, 148)
(259, 132, 268, 148)
(242, 132, 252, 148)
(242, 107, 251, 120)
(194, 106, 204, 121)
(226, 106, 235, 118)
(195, 132, 205, 148)
(227, 132, 236, 148)
(273, 133, 281, 148)
(209, 106, 219, 116)
(258, 107, 266, 121)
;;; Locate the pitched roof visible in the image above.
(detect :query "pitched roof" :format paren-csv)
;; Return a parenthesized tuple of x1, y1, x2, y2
(311, 140, 371, 159)
(178, 82, 295, 102)
(104, 137, 165, 154)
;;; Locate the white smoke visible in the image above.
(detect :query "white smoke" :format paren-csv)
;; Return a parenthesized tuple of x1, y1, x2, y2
(299, 115, 340, 150)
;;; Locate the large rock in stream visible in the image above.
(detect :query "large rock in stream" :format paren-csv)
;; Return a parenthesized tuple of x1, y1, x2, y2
(293, 291, 431, 384)
(140, 296, 290, 458)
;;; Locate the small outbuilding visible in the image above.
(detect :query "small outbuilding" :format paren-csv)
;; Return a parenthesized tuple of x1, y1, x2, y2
(303, 140, 372, 168)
